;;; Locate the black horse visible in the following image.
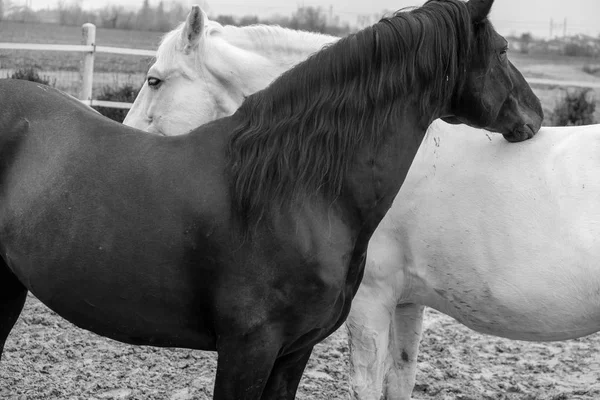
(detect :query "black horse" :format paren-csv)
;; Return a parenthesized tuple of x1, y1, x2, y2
(0, 0, 542, 398)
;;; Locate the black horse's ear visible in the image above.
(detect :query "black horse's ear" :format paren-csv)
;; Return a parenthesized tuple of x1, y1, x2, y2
(467, 0, 494, 23)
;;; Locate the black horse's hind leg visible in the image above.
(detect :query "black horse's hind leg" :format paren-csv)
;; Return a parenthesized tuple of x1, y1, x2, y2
(261, 346, 314, 400)
(0, 261, 28, 360)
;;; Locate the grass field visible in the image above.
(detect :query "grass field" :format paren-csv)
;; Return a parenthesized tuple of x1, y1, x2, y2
(506, 51, 600, 124)
(0, 21, 164, 74)
(510, 51, 600, 69)
(0, 21, 164, 47)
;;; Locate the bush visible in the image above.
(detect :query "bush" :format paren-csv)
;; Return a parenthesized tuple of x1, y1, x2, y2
(564, 43, 594, 57)
(92, 83, 140, 123)
(9, 67, 55, 86)
(583, 64, 600, 77)
(519, 32, 533, 54)
(552, 88, 596, 126)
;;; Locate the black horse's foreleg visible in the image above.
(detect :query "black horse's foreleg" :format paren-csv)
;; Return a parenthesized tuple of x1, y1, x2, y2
(0, 260, 28, 360)
(261, 346, 314, 400)
(212, 328, 281, 400)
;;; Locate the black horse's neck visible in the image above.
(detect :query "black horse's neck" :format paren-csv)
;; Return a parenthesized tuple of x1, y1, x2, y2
(343, 103, 429, 232)
(227, 0, 473, 235)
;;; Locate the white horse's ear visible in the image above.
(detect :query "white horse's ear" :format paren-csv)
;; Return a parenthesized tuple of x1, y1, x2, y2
(182, 5, 207, 53)
(467, 0, 494, 23)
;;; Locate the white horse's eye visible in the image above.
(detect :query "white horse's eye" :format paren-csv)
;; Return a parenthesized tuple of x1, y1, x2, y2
(147, 77, 162, 88)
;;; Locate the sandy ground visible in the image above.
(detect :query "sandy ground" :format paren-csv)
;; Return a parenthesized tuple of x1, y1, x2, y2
(2, 295, 600, 400)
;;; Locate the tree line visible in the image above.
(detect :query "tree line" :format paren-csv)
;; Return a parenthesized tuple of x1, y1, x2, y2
(0, 0, 353, 36)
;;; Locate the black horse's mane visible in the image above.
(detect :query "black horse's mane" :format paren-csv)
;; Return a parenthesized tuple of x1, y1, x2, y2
(227, 0, 490, 231)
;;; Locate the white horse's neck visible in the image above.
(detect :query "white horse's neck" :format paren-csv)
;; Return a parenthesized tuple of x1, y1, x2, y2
(200, 23, 339, 100)
(216, 24, 339, 62)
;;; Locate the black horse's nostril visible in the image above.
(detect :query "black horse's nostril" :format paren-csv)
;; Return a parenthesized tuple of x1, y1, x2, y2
(503, 133, 521, 143)
(526, 123, 536, 137)
(521, 123, 536, 140)
(518, 123, 535, 138)
(503, 124, 536, 143)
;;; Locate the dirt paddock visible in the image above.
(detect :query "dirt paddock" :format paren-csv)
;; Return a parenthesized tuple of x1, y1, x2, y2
(2, 294, 600, 399)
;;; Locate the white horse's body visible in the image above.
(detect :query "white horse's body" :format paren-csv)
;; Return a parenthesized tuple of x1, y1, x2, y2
(125, 8, 600, 400)
(348, 121, 600, 399)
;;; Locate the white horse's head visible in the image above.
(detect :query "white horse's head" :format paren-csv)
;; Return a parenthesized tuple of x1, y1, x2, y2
(123, 6, 338, 136)
(123, 6, 221, 135)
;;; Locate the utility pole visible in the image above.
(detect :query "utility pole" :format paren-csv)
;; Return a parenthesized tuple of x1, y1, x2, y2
(563, 18, 567, 37)
(549, 18, 553, 38)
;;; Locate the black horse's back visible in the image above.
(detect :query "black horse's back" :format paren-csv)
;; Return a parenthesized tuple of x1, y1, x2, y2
(0, 79, 231, 350)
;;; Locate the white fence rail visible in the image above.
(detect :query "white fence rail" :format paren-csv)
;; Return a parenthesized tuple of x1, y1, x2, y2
(528, 77, 600, 89)
(1, 23, 600, 110)
(0, 23, 156, 110)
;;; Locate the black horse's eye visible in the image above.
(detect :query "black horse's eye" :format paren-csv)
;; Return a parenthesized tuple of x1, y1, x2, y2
(499, 48, 508, 61)
(147, 77, 162, 88)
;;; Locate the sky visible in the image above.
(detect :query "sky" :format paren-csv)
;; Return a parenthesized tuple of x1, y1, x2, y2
(24, 0, 600, 38)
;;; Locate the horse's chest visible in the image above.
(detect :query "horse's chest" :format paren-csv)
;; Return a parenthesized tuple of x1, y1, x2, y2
(280, 256, 364, 355)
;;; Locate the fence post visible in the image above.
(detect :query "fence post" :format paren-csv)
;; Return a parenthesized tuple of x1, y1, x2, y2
(80, 23, 96, 102)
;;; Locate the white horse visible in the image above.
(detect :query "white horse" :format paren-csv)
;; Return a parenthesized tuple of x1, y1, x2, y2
(125, 6, 600, 400)
(347, 121, 600, 399)
(123, 6, 337, 135)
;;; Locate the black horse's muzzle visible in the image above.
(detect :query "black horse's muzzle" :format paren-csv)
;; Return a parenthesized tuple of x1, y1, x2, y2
(502, 123, 536, 143)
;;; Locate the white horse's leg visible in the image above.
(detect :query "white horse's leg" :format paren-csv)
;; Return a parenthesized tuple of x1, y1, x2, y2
(383, 303, 425, 400)
(347, 292, 395, 400)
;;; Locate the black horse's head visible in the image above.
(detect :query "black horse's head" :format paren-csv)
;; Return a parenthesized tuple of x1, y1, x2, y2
(442, 0, 543, 142)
